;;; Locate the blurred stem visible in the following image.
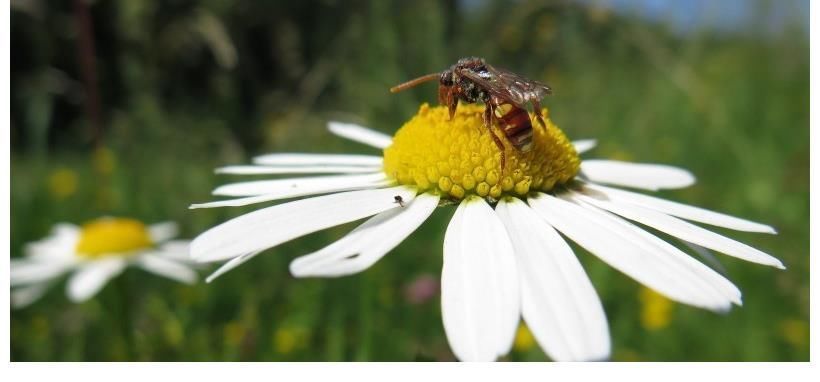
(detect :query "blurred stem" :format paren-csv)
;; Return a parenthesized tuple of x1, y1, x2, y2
(114, 275, 136, 360)
(324, 303, 344, 361)
(354, 274, 373, 361)
(24, 83, 53, 158)
(73, 0, 104, 148)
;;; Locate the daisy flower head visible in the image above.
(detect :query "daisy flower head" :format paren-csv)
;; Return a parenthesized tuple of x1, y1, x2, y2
(11, 218, 198, 308)
(191, 103, 782, 361)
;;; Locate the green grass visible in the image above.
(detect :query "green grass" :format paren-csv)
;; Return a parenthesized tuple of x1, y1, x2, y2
(10, 1, 808, 361)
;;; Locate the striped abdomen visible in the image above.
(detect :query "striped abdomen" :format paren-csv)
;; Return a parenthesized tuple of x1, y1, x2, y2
(498, 105, 533, 152)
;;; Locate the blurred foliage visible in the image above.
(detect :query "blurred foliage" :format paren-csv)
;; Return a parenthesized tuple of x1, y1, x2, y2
(10, 0, 808, 361)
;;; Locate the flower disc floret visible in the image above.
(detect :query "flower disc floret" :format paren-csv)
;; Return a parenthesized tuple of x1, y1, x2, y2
(75, 218, 153, 258)
(383, 103, 580, 200)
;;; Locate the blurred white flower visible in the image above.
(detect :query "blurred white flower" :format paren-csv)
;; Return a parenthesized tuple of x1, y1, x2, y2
(11, 218, 197, 308)
(191, 104, 781, 362)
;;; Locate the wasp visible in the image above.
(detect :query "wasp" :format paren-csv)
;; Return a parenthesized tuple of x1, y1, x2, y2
(390, 57, 552, 172)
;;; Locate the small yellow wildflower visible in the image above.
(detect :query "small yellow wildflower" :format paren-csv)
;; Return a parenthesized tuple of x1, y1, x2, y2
(778, 318, 808, 349)
(274, 326, 309, 355)
(513, 324, 536, 352)
(223, 321, 246, 348)
(92, 146, 117, 175)
(47, 168, 78, 199)
(639, 287, 674, 330)
(163, 318, 184, 346)
(32, 316, 50, 340)
(614, 348, 642, 362)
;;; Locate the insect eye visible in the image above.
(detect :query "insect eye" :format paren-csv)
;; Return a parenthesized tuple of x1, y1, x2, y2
(439, 72, 453, 86)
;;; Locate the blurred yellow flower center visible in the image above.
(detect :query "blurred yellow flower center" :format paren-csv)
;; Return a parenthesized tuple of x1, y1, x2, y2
(639, 287, 674, 331)
(75, 218, 153, 258)
(383, 103, 579, 200)
(513, 324, 536, 352)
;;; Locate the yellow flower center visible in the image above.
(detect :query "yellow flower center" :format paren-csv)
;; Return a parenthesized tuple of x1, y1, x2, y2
(75, 218, 153, 258)
(383, 103, 580, 200)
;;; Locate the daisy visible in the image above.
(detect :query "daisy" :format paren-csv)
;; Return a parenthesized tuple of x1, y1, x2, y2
(190, 103, 782, 362)
(11, 218, 198, 308)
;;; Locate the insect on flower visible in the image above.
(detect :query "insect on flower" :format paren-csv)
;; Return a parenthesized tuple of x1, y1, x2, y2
(394, 195, 405, 207)
(390, 57, 553, 172)
(191, 110, 783, 361)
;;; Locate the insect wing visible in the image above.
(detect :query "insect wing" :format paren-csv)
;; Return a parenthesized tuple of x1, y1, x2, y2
(458, 68, 527, 107)
(466, 65, 552, 106)
(491, 65, 552, 98)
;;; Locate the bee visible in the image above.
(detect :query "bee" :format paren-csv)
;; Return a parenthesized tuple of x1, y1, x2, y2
(390, 57, 552, 171)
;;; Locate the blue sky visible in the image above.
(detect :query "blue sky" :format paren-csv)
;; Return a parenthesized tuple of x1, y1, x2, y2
(589, 0, 808, 35)
(461, 0, 809, 36)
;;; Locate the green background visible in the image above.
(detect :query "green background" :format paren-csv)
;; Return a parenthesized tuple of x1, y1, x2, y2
(10, 0, 808, 361)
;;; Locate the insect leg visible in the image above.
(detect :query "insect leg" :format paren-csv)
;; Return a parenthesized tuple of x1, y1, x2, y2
(447, 88, 458, 120)
(483, 102, 494, 129)
(488, 123, 507, 173)
(486, 97, 508, 173)
(531, 99, 547, 129)
(438, 84, 449, 105)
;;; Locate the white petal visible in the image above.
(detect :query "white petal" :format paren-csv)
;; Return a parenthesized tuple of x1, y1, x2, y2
(680, 240, 728, 276)
(24, 243, 76, 263)
(50, 223, 81, 237)
(570, 190, 784, 269)
(135, 254, 198, 284)
(10, 259, 72, 286)
(24, 227, 79, 261)
(191, 186, 418, 263)
(529, 193, 737, 311)
(155, 240, 194, 263)
(211, 172, 388, 197)
(215, 165, 379, 175)
(66, 258, 128, 302)
(148, 222, 178, 243)
(573, 139, 597, 154)
(581, 160, 695, 190)
(252, 153, 382, 167)
(205, 251, 261, 283)
(570, 195, 742, 307)
(289, 193, 439, 277)
(327, 121, 393, 149)
(192, 174, 390, 209)
(495, 198, 610, 361)
(441, 197, 519, 361)
(580, 183, 777, 234)
(12, 283, 53, 309)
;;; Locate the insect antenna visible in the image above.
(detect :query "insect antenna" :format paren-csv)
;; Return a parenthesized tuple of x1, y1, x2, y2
(389, 73, 440, 93)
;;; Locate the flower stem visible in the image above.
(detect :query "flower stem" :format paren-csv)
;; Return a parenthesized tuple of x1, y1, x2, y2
(114, 274, 136, 360)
